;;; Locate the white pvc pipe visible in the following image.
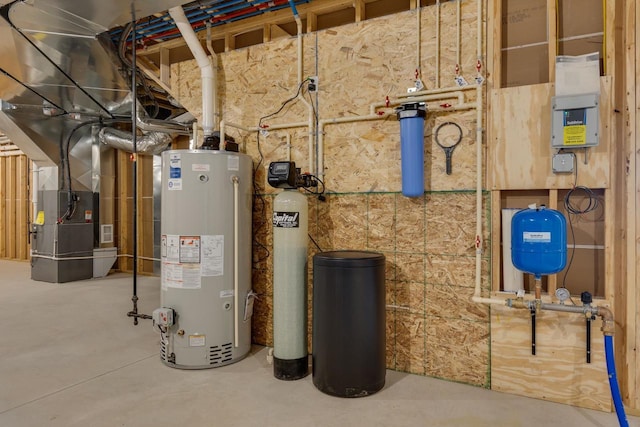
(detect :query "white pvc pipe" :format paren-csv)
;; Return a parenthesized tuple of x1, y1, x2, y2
(472, 296, 508, 306)
(394, 84, 479, 100)
(370, 92, 466, 114)
(222, 120, 308, 134)
(435, 0, 441, 88)
(416, 2, 421, 75)
(456, 0, 461, 70)
(169, 7, 214, 137)
(232, 175, 240, 348)
(295, 17, 303, 86)
(292, 13, 315, 174)
(286, 133, 292, 161)
(205, 22, 219, 130)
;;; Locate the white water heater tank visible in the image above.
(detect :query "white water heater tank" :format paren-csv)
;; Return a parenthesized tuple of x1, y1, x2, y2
(159, 149, 253, 369)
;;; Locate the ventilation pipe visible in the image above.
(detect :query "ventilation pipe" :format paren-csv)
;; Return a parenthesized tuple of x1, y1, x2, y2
(169, 6, 214, 141)
(98, 127, 172, 155)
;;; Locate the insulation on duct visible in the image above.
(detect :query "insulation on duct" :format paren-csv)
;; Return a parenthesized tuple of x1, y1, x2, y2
(99, 127, 172, 155)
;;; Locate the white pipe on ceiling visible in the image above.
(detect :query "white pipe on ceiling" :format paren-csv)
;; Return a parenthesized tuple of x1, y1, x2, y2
(169, 6, 214, 138)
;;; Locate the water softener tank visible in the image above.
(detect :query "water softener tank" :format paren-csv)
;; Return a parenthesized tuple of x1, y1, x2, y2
(397, 102, 426, 198)
(312, 251, 386, 397)
(159, 149, 253, 369)
(511, 206, 567, 277)
(272, 189, 309, 379)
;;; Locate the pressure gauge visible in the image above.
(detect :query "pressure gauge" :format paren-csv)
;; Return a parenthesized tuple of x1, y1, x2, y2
(555, 287, 571, 304)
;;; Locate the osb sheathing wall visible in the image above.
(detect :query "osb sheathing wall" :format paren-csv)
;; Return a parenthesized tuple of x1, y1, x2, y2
(172, 3, 491, 387)
(170, 3, 613, 410)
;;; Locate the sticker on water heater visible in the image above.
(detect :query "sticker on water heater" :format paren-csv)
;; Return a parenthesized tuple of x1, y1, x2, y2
(523, 231, 551, 243)
(168, 178, 182, 191)
(161, 261, 182, 290)
(201, 235, 224, 276)
(169, 153, 182, 178)
(273, 211, 299, 228)
(181, 264, 202, 289)
(227, 155, 239, 171)
(189, 334, 205, 347)
(192, 163, 210, 172)
(179, 236, 201, 263)
(164, 235, 180, 263)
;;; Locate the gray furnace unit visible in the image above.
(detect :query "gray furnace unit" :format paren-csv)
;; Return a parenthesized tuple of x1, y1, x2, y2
(155, 149, 254, 369)
(31, 190, 95, 283)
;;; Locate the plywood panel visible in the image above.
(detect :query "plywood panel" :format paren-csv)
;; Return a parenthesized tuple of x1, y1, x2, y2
(117, 151, 131, 271)
(426, 316, 489, 386)
(16, 155, 28, 260)
(0, 158, 6, 258)
(395, 311, 426, 374)
(367, 193, 395, 252)
(489, 78, 611, 190)
(425, 192, 490, 256)
(491, 304, 611, 411)
(628, 0, 640, 411)
(7, 156, 16, 259)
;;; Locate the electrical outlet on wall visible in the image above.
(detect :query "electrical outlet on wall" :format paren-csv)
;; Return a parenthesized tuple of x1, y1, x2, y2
(308, 76, 318, 92)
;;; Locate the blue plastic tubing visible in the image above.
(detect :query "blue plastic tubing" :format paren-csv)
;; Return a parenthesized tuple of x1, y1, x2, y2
(605, 335, 629, 427)
(288, 0, 299, 17)
(398, 104, 426, 197)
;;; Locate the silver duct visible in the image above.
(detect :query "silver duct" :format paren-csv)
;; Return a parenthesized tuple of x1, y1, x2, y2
(99, 127, 172, 155)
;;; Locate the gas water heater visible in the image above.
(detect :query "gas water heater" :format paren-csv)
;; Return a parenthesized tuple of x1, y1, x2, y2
(155, 148, 253, 369)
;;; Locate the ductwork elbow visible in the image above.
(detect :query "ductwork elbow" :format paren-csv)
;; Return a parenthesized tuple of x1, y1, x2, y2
(99, 127, 172, 155)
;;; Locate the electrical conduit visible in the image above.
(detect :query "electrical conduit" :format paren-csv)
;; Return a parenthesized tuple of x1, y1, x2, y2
(169, 7, 215, 138)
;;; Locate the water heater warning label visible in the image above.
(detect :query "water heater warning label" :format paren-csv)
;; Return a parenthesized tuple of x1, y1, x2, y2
(273, 211, 299, 228)
(201, 235, 224, 276)
(523, 231, 551, 243)
(180, 236, 201, 263)
(189, 334, 205, 347)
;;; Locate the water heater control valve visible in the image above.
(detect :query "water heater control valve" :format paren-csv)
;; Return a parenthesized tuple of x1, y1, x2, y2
(152, 307, 175, 328)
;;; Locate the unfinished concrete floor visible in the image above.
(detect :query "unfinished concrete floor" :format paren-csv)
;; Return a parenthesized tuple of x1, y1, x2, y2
(0, 260, 637, 427)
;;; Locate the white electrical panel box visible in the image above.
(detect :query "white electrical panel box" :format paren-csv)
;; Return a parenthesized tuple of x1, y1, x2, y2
(551, 93, 599, 148)
(552, 152, 575, 173)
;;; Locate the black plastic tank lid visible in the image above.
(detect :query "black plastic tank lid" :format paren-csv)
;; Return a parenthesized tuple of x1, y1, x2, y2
(314, 250, 385, 267)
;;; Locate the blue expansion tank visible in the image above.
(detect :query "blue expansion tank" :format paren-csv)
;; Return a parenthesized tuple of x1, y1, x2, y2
(511, 206, 567, 278)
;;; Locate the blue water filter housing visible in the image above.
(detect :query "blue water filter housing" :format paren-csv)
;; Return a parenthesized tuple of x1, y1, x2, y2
(397, 103, 426, 197)
(511, 206, 567, 278)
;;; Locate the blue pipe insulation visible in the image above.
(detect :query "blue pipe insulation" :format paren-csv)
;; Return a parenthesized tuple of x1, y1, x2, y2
(604, 335, 629, 427)
(109, 0, 309, 42)
(288, 0, 300, 17)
